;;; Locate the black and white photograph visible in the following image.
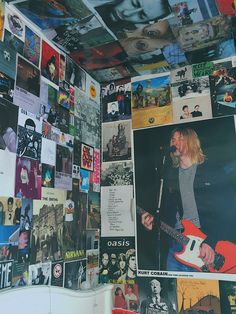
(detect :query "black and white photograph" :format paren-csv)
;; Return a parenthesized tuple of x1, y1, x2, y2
(102, 120, 132, 162)
(101, 161, 133, 187)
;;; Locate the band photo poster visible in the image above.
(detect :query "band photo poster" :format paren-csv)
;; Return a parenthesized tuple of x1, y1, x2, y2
(134, 115, 236, 280)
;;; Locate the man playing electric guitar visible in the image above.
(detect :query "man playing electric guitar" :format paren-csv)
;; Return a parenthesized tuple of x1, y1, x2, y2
(140, 126, 236, 273)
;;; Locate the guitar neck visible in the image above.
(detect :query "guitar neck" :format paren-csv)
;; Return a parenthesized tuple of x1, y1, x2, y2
(160, 221, 189, 246)
(136, 205, 189, 246)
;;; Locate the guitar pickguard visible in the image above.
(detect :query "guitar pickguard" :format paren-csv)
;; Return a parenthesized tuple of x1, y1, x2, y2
(174, 235, 205, 271)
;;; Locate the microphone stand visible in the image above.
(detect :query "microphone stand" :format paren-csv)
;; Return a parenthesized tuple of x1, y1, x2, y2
(155, 151, 168, 270)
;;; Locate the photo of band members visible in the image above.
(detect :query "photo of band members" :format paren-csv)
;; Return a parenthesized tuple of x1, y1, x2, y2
(134, 115, 236, 275)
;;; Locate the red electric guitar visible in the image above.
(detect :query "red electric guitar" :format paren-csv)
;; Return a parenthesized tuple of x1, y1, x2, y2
(137, 206, 236, 273)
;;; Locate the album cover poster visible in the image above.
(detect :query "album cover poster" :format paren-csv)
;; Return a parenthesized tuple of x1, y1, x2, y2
(131, 74, 173, 129)
(113, 283, 139, 312)
(93, 148, 100, 192)
(177, 279, 221, 313)
(79, 168, 90, 193)
(51, 260, 64, 287)
(91, 64, 136, 83)
(73, 139, 81, 167)
(0, 197, 22, 225)
(134, 116, 236, 277)
(87, 249, 99, 270)
(171, 76, 210, 100)
(64, 258, 86, 290)
(18, 108, 42, 133)
(55, 144, 73, 190)
(69, 113, 75, 137)
(0, 70, 14, 102)
(86, 230, 99, 251)
(4, 29, 24, 55)
(74, 116, 82, 141)
(172, 95, 212, 123)
(62, 185, 87, 260)
(102, 120, 132, 162)
(19, 198, 33, 233)
(71, 41, 127, 71)
(102, 81, 131, 123)
(101, 161, 133, 187)
(87, 191, 100, 230)
(65, 56, 86, 91)
(0, 225, 19, 261)
(28, 261, 51, 286)
(219, 280, 236, 314)
(58, 87, 70, 110)
(23, 26, 40, 67)
(86, 249, 99, 288)
(50, 126, 61, 143)
(81, 120, 100, 149)
(69, 86, 75, 113)
(215, 0, 236, 14)
(192, 61, 215, 78)
(101, 185, 134, 237)
(18, 229, 31, 263)
(86, 75, 100, 106)
(41, 40, 59, 86)
(185, 38, 236, 65)
(15, 156, 42, 199)
(0, 260, 13, 290)
(170, 0, 219, 25)
(42, 121, 52, 139)
(0, 40, 17, 79)
(81, 143, 94, 172)
(0, 99, 18, 153)
(12, 261, 28, 288)
(15, 0, 91, 30)
(210, 67, 236, 117)
(40, 81, 58, 123)
(42, 164, 55, 188)
(41, 138, 56, 166)
(17, 125, 42, 161)
(74, 88, 100, 127)
(14, 55, 41, 114)
(51, 14, 103, 53)
(4, 5, 25, 41)
(32, 188, 66, 264)
(57, 105, 70, 134)
(100, 237, 135, 284)
(131, 53, 170, 77)
(170, 65, 193, 84)
(137, 277, 177, 314)
(0, 150, 16, 197)
(173, 15, 232, 52)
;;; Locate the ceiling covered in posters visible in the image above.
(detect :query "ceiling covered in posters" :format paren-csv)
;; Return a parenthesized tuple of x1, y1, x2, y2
(9, 0, 236, 82)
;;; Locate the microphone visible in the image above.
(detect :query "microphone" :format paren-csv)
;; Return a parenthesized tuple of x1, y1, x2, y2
(160, 145, 176, 154)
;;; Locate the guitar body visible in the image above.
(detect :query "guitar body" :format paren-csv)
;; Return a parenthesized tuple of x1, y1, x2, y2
(136, 205, 236, 273)
(208, 241, 236, 274)
(174, 219, 206, 271)
(174, 220, 236, 273)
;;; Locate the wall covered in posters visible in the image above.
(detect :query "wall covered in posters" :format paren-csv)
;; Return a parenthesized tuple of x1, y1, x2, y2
(98, 8, 236, 314)
(0, 2, 101, 292)
(1, 0, 236, 313)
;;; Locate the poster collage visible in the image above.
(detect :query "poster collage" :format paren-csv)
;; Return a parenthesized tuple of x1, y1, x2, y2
(0, 3, 101, 292)
(101, 63, 236, 313)
(99, 10, 236, 314)
(1, 0, 236, 314)
(11, 0, 236, 83)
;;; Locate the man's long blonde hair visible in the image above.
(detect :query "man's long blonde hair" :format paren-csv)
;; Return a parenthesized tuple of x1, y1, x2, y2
(170, 127, 205, 167)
